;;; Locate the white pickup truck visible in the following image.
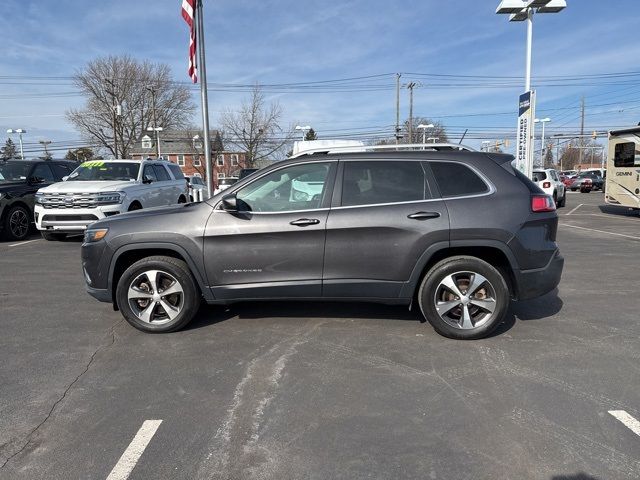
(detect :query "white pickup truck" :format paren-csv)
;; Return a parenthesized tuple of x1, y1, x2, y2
(34, 159, 188, 240)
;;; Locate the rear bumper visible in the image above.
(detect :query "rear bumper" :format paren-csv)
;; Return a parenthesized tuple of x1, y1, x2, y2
(86, 285, 112, 303)
(514, 250, 564, 300)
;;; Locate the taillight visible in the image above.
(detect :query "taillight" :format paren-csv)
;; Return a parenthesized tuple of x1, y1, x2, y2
(531, 195, 556, 212)
(543, 181, 551, 188)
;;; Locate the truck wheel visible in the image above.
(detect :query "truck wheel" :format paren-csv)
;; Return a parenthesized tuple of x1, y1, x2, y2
(116, 255, 201, 333)
(3, 205, 30, 241)
(41, 231, 67, 241)
(418, 256, 509, 340)
(128, 202, 142, 211)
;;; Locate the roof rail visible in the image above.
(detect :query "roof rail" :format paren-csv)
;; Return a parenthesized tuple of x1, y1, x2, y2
(289, 142, 475, 158)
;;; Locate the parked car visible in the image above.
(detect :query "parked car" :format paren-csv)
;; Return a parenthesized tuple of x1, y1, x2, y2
(532, 168, 566, 207)
(0, 159, 76, 241)
(186, 175, 205, 202)
(568, 171, 604, 192)
(559, 174, 575, 187)
(81, 146, 563, 340)
(213, 177, 238, 195)
(34, 159, 188, 241)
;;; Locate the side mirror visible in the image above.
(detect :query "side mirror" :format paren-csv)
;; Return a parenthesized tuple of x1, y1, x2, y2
(142, 175, 154, 184)
(221, 193, 238, 212)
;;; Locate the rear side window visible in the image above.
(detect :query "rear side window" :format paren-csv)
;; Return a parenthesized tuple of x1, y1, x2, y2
(31, 163, 56, 183)
(167, 163, 185, 179)
(341, 161, 427, 207)
(614, 142, 638, 167)
(532, 171, 547, 182)
(152, 164, 170, 181)
(430, 162, 489, 197)
(143, 165, 158, 181)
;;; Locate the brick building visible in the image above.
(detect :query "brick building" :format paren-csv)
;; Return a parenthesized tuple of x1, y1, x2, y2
(130, 130, 248, 187)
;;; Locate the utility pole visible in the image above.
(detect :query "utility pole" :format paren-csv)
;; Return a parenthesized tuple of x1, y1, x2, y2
(146, 85, 160, 157)
(579, 96, 585, 165)
(395, 73, 401, 144)
(39, 140, 51, 159)
(105, 78, 119, 159)
(407, 82, 416, 144)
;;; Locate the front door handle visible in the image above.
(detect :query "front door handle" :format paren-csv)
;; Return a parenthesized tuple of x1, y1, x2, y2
(407, 211, 441, 220)
(290, 218, 320, 227)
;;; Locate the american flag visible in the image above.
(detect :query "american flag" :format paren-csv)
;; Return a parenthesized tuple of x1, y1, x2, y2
(181, 0, 197, 83)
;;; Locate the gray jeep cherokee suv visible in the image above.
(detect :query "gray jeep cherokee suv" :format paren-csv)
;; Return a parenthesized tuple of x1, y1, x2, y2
(81, 148, 563, 339)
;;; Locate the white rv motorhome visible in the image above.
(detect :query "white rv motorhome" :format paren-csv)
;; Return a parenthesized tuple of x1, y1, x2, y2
(605, 127, 640, 209)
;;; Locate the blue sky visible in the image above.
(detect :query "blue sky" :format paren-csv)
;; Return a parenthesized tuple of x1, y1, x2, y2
(1, 0, 640, 156)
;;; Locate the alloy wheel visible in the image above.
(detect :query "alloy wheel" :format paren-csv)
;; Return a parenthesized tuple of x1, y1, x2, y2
(127, 270, 185, 325)
(433, 271, 498, 330)
(9, 209, 29, 239)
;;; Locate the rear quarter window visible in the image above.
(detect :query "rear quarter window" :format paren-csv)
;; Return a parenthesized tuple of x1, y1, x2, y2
(430, 162, 489, 197)
(167, 163, 185, 180)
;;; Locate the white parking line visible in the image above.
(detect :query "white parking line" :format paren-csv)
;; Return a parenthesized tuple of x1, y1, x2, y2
(609, 410, 640, 437)
(565, 203, 584, 215)
(8, 239, 41, 247)
(106, 420, 163, 480)
(561, 224, 640, 241)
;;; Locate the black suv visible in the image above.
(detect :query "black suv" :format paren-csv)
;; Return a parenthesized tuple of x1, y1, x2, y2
(81, 149, 563, 339)
(0, 159, 76, 240)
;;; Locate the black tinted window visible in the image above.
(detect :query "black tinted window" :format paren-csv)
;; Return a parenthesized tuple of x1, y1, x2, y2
(143, 165, 158, 181)
(532, 171, 547, 182)
(52, 163, 73, 179)
(31, 163, 55, 182)
(167, 163, 184, 179)
(614, 142, 638, 168)
(341, 161, 426, 207)
(153, 165, 170, 181)
(430, 162, 488, 197)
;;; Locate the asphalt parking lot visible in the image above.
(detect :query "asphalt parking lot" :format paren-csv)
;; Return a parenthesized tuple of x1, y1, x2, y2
(1, 192, 639, 480)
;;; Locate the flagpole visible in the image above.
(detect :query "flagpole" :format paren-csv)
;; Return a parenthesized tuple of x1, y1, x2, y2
(196, 0, 213, 198)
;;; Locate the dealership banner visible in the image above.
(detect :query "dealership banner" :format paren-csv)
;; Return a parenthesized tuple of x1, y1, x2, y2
(516, 90, 535, 178)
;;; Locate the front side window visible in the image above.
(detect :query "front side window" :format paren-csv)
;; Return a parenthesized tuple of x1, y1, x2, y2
(430, 161, 489, 198)
(153, 164, 170, 181)
(0, 162, 31, 183)
(143, 165, 158, 182)
(67, 162, 140, 181)
(236, 162, 332, 212)
(341, 161, 427, 207)
(31, 164, 56, 183)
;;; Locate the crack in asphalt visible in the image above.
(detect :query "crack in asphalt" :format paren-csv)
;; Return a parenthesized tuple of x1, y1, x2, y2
(0, 319, 124, 470)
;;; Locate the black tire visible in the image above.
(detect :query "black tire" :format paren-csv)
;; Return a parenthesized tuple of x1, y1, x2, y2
(418, 256, 509, 340)
(41, 231, 67, 241)
(178, 195, 187, 204)
(128, 201, 142, 211)
(115, 255, 200, 333)
(571, 188, 577, 192)
(2, 205, 30, 241)
(557, 193, 566, 208)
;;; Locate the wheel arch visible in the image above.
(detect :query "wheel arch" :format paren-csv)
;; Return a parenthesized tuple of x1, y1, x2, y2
(402, 241, 519, 301)
(108, 243, 212, 309)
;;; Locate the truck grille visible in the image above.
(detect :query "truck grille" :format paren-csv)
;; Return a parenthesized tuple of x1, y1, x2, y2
(39, 193, 99, 209)
(41, 214, 99, 222)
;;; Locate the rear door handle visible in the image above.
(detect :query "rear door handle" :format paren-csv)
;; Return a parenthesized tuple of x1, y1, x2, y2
(290, 218, 320, 227)
(407, 211, 441, 220)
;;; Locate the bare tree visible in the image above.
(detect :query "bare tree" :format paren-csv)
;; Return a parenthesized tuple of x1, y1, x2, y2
(67, 55, 195, 158)
(221, 85, 294, 167)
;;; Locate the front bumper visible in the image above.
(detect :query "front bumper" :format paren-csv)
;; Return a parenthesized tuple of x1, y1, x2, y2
(514, 250, 564, 300)
(35, 204, 124, 232)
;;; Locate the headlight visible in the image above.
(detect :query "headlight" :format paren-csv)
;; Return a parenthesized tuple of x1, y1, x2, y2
(84, 228, 109, 243)
(95, 192, 125, 205)
(35, 192, 44, 204)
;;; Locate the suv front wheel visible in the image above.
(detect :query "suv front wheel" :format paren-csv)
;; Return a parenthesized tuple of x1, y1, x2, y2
(116, 255, 200, 332)
(418, 256, 509, 339)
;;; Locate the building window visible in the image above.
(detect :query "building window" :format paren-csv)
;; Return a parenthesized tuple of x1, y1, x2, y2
(193, 156, 202, 167)
(177, 155, 185, 166)
(164, 155, 172, 161)
(231, 154, 239, 166)
(218, 172, 225, 179)
(141, 135, 152, 149)
(216, 154, 224, 166)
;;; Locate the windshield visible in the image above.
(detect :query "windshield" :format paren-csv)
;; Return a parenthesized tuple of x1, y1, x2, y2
(67, 161, 140, 181)
(0, 162, 32, 183)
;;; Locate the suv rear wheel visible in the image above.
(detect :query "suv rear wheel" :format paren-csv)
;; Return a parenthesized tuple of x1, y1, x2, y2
(116, 255, 200, 333)
(418, 256, 509, 339)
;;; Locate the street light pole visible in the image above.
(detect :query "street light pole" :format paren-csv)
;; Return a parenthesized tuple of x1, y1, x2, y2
(525, 8, 533, 91)
(534, 117, 551, 165)
(295, 125, 311, 141)
(417, 124, 434, 145)
(6, 129, 26, 159)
